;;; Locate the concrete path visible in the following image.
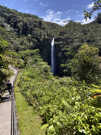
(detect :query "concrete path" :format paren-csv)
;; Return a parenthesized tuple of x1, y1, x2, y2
(0, 66, 18, 135)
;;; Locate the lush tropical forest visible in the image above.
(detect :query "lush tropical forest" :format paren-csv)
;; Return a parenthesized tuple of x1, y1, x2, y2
(0, 4, 101, 135)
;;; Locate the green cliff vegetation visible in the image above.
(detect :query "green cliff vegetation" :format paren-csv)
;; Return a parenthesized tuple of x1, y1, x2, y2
(1, 5, 101, 76)
(70, 44, 101, 83)
(14, 45, 101, 135)
(0, 37, 12, 96)
(0, 5, 101, 135)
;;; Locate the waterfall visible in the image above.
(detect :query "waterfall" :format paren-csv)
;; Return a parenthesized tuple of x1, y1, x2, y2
(51, 38, 55, 74)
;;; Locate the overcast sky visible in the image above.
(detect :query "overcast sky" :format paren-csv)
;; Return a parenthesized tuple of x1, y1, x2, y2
(0, 0, 99, 25)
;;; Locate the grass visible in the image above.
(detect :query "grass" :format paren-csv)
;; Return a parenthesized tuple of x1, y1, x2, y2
(15, 86, 46, 135)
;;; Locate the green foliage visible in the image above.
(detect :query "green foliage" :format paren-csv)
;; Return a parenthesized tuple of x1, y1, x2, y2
(0, 37, 8, 68)
(0, 37, 9, 87)
(0, 37, 8, 53)
(14, 82, 46, 135)
(15, 54, 101, 135)
(1, 5, 101, 76)
(0, 5, 101, 134)
(70, 44, 101, 83)
(91, 96, 101, 107)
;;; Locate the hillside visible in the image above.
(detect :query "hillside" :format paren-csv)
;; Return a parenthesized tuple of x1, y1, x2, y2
(0, 5, 101, 135)
(0, 5, 101, 76)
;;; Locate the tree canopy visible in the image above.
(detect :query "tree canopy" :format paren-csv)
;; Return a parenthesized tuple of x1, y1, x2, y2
(0, 5, 101, 77)
(70, 44, 101, 83)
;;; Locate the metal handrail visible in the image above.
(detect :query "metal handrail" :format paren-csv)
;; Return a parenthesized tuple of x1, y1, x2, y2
(11, 69, 18, 135)
(11, 86, 18, 135)
(11, 88, 18, 135)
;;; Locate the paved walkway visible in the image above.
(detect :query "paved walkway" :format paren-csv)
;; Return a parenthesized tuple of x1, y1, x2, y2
(0, 66, 18, 135)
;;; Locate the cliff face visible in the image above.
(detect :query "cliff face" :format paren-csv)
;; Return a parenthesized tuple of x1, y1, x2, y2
(0, 5, 101, 76)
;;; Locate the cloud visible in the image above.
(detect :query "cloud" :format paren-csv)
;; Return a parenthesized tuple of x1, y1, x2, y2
(75, 16, 94, 24)
(43, 9, 71, 26)
(0, 0, 9, 6)
(39, 2, 48, 7)
(81, 18, 94, 24)
(75, 12, 95, 25)
(43, 9, 94, 26)
(76, 15, 95, 25)
(87, 2, 94, 9)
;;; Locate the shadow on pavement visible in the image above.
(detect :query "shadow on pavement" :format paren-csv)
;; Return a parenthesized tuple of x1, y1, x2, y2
(0, 94, 10, 103)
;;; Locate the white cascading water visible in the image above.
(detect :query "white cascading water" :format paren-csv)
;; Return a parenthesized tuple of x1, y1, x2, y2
(51, 38, 55, 74)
